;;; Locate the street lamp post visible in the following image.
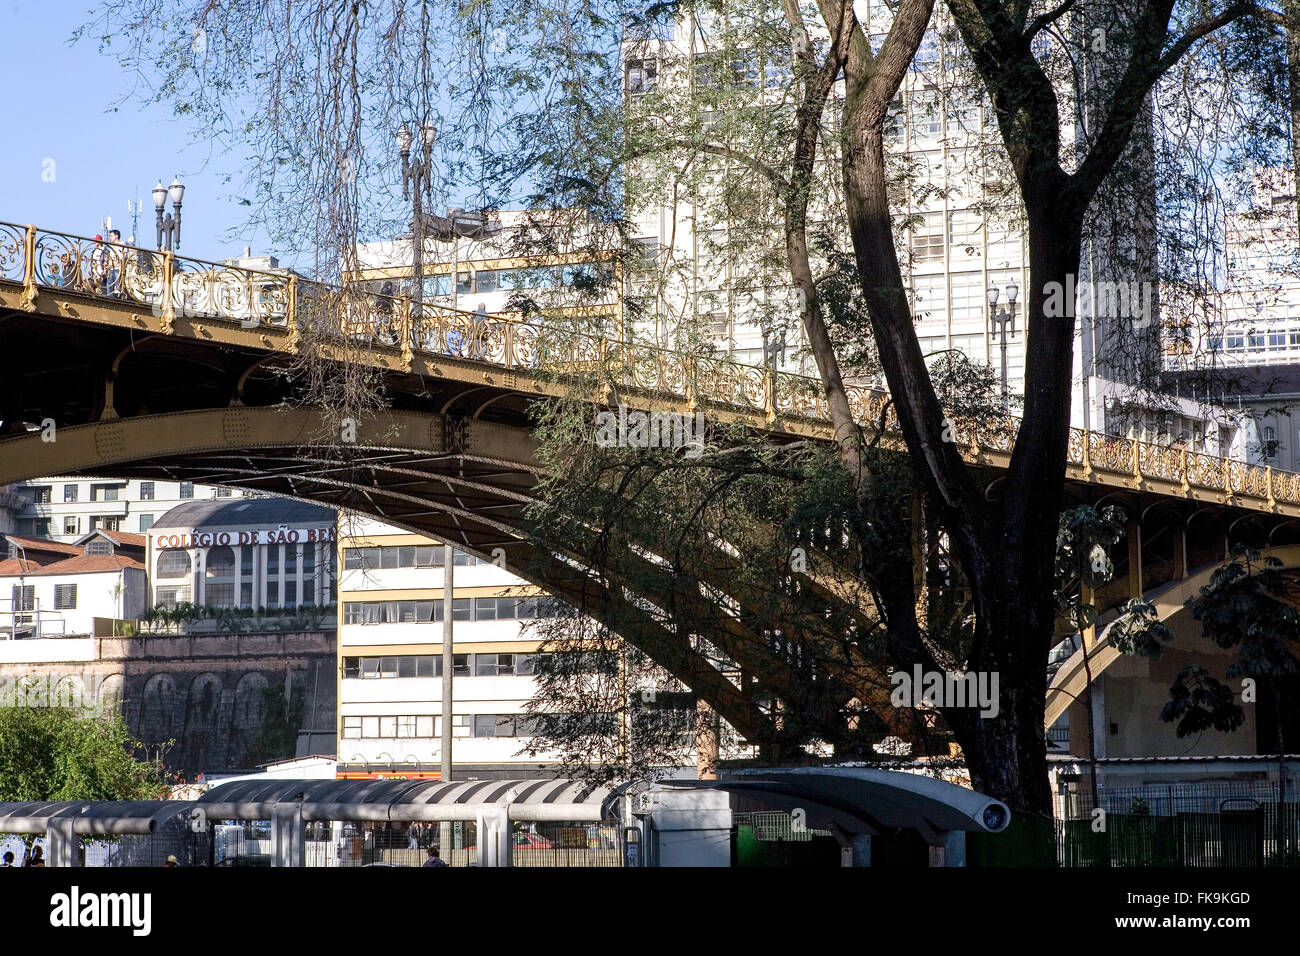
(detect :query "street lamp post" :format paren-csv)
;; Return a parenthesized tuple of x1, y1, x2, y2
(987, 280, 1019, 413)
(152, 178, 185, 251)
(398, 122, 437, 330)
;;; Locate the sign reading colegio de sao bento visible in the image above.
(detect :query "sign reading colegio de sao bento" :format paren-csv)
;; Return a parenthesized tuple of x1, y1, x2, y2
(152, 527, 336, 549)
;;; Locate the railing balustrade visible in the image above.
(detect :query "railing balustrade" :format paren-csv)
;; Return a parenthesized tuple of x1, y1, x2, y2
(3, 220, 1296, 509)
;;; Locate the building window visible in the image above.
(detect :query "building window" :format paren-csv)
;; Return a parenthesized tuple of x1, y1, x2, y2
(91, 484, 120, 502)
(29, 518, 50, 537)
(343, 716, 362, 738)
(139, 514, 154, 532)
(85, 539, 112, 555)
(155, 586, 191, 608)
(93, 516, 122, 532)
(625, 58, 657, 95)
(29, 486, 52, 504)
(157, 549, 192, 578)
(473, 715, 518, 737)
(206, 546, 236, 577)
(632, 237, 660, 263)
(215, 487, 233, 498)
(53, 584, 77, 610)
(11, 585, 35, 612)
(179, 482, 194, 499)
(140, 482, 155, 501)
(63, 517, 78, 536)
(63, 484, 78, 503)
(910, 212, 945, 262)
(206, 583, 236, 607)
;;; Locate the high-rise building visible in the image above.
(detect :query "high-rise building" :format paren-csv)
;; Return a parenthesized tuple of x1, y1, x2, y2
(620, 1, 1215, 441)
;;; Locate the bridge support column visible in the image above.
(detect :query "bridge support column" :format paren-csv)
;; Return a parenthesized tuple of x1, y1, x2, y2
(1173, 525, 1187, 580)
(1127, 518, 1142, 599)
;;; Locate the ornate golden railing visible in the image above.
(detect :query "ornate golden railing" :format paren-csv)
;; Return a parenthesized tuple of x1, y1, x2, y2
(1, 220, 1294, 510)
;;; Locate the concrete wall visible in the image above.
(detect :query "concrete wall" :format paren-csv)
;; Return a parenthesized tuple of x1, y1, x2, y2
(0, 629, 336, 777)
(1066, 615, 1258, 761)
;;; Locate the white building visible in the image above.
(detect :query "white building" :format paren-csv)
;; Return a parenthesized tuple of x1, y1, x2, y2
(353, 208, 620, 327)
(620, 2, 1218, 443)
(10, 477, 246, 542)
(0, 530, 148, 639)
(146, 498, 337, 610)
(336, 515, 567, 779)
(1214, 168, 1300, 367)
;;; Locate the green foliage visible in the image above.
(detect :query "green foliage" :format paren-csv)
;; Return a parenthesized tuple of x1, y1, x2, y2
(0, 708, 170, 802)
(1054, 504, 1126, 631)
(248, 684, 305, 766)
(1108, 599, 1173, 658)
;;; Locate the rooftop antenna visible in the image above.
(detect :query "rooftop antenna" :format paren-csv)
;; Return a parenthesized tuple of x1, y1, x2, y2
(127, 194, 143, 246)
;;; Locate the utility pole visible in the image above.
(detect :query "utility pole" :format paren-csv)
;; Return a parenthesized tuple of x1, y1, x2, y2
(441, 541, 454, 784)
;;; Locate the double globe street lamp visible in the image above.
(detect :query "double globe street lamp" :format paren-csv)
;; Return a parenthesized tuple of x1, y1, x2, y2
(987, 279, 1019, 413)
(152, 178, 185, 251)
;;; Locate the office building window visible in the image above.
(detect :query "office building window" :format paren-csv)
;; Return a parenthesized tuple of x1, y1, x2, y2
(625, 57, 657, 94)
(179, 482, 194, 499)
(63, 484, 78, 502)
(139, 482, 155, 500)
(910, 212, 945, 262)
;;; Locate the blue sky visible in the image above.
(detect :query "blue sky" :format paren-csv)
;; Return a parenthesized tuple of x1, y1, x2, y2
(0, 1, 272, 265)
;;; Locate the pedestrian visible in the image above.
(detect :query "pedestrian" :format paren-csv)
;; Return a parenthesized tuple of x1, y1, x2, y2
(407, 823, 420, 851)
(470, 302, 490, 359)
(375, 281, 398, 345)
(106, 229, 124, 297)
(162, 854, 179, 867)
(422, 845, 449, 867)
(1, 851, 14, 867)
(23, 846, 45, 867)
(446, 325, 465, 357)
(88, 234, 111, 297)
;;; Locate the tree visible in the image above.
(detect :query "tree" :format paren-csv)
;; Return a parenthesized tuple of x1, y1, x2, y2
(0, 707, 170, 803)
(87, 0, 1300, 841)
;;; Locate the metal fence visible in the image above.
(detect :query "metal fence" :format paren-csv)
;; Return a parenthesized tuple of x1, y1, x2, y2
(1057, 780, 1300, 817)
(1050, 782, 1300, 867)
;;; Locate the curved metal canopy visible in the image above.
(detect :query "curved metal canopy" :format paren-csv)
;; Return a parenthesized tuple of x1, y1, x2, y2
(660, 767, 1010, 840)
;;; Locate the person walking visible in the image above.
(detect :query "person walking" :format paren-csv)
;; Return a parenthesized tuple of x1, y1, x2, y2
(1, 851, 14, 867)
(23, 846, 45, 867)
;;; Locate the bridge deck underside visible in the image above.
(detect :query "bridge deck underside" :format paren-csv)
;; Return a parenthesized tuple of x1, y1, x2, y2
(7, 284, 1300, 750)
